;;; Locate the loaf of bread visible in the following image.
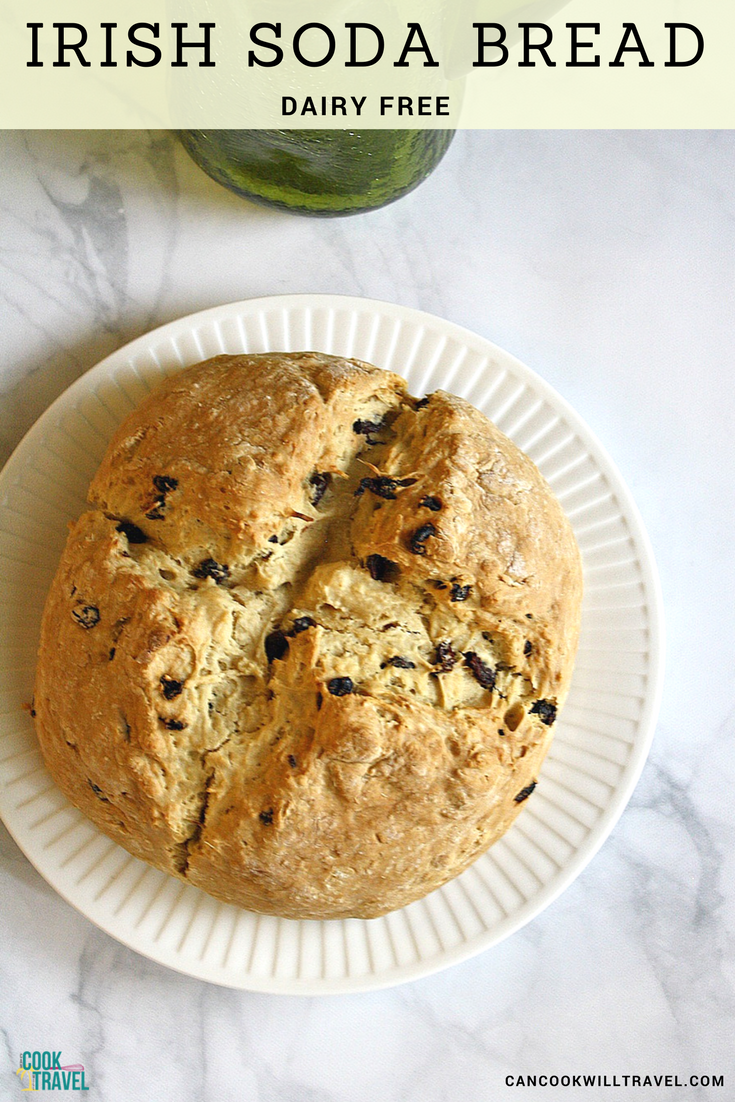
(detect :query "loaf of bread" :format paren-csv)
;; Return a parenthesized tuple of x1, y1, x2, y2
(34, 352, 582, 919)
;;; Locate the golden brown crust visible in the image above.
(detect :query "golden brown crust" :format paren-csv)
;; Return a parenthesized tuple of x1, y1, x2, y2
(34, 352, 582, 919)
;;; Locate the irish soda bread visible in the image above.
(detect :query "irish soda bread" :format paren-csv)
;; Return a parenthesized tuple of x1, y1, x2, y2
(34, 352, 582, 919)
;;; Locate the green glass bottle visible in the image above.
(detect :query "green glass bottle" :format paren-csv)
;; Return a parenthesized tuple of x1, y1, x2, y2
(178, 129, 455, 216)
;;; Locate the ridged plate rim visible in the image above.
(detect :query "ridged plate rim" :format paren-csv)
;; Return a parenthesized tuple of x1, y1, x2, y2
(0, 294, 665, 994)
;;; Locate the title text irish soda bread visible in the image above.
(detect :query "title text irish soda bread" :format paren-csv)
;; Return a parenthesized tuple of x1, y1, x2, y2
(34, 352, 582, 919)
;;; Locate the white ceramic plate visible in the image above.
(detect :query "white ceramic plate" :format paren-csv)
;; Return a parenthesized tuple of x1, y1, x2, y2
(0, 295, 664, 994)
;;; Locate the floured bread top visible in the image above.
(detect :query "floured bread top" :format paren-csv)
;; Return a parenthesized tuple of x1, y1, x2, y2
(34, 352, 583, 919)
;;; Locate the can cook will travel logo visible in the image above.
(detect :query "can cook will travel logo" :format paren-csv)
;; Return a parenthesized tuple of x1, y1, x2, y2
(15, 1052, 90, 1092)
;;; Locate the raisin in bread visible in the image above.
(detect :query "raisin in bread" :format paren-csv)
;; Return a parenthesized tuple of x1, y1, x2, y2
(34, 352, 582, 919)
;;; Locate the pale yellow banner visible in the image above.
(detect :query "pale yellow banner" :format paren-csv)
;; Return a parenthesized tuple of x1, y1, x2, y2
(0, 0, 731, 127)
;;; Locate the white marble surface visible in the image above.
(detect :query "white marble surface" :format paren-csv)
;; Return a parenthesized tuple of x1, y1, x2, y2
(1, 130, 733, 1099)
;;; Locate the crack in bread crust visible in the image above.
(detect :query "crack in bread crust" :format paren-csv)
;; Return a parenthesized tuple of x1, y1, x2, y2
(34, 353, 582, 919)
